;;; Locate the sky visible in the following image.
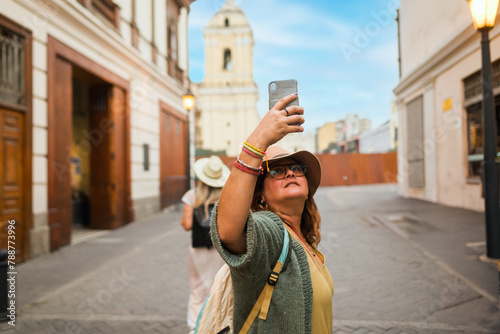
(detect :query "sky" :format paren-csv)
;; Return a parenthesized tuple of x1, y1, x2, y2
(187, 0, 400, 134)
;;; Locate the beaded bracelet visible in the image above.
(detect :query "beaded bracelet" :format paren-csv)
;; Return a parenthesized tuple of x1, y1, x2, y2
(237, 156, 263, 174)
(243, 144, 264, 157)
(243, 142, 269, 172)
(243, 142, 265, 156)
(233, 160, 260, 176)
(242, 147, 261, 158)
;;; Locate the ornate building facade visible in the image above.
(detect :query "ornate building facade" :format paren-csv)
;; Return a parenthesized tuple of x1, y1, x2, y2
(0, 0, 193, 261)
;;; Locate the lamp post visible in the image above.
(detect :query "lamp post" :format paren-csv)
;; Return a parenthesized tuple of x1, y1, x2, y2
(468, 0, 500, 259)
(468, 0, 500, 309)
(182, 91, 195, 190)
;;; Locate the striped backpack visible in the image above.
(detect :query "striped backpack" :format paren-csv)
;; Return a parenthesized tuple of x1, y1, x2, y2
(194, 227, 291, 334)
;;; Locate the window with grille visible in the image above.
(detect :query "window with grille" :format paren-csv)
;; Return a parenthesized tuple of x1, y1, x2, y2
(463, 61, 500, 178)
(0, 25, 25, 106)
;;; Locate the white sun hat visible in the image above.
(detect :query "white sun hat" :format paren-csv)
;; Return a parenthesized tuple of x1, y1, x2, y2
(193, 155, 231, 188)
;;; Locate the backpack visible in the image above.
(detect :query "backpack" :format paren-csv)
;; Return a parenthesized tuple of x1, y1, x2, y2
(194, 227, 291, 334)
(192, 205, 214, 248)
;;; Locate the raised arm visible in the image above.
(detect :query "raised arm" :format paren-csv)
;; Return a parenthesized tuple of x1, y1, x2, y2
(216, 94, 304, 254)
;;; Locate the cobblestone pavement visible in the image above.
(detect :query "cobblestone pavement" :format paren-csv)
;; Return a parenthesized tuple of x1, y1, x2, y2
(1, 184, 499, 333)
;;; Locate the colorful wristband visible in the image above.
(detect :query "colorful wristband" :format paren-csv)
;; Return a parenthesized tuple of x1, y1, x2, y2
(242, 147, 262, 158)
(237, 156, 263, 173)
(243, 141, 265, 154)
(243, 142, 269, 172)
(233, 161, 261, 176)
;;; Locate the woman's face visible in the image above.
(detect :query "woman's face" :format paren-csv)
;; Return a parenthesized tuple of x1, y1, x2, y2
(261, 158, 309, 208)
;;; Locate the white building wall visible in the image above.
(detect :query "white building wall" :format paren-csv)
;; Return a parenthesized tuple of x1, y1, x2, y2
(396, 101, 406, 196)
(277, 133, 317, 154)
(154, 0, 166, 52)
(422, 82, 438, 203)
(359, 118, 372, 134)
(390, 100, 398, 150)
(116, 0, 132, 21)
(344, 114, 359, 139)
(2, 0, 192, 257)
(178, 7, 189, 71)
(135, 0, 152, 40)
(118, 0, 133, 46)
(359, 122, 391, 154)
(394, 0, 500, 211)
(399, 0, 472, 77)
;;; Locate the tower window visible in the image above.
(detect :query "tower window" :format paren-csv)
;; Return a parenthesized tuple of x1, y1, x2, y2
(223, 49, 233, 70)
(225, 18, 229, 27)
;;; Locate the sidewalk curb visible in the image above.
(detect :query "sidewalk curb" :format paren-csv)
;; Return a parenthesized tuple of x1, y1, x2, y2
(372, 213, 498, 306)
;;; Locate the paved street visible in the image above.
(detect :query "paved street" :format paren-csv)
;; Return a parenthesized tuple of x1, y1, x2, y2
(1, 184, 499, 334)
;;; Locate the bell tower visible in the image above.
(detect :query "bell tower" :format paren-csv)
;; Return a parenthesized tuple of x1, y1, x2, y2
(194, 0, 260, 156)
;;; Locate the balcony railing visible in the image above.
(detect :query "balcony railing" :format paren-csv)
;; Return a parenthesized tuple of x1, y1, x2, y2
(78, 0, 120, 29)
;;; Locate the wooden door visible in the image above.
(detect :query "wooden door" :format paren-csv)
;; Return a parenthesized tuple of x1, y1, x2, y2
(160, 104, 188, 209)
(0, 109, 25, 262)
(89, 86, 112, 228)
(48, 57, 73, 250)
(110, 86, 126, 227)
(89, 85, 127, 228)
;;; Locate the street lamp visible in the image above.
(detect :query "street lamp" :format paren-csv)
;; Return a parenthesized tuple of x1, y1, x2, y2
(468, 0, 500, 310)
(182, 92, 195, 111)
(469, 0, 499, 29)
(468, 0, 500, 260)
(183, 91, 195, 190)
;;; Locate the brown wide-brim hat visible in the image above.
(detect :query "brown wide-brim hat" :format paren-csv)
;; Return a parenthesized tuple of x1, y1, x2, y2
(262, 145, 322, 196)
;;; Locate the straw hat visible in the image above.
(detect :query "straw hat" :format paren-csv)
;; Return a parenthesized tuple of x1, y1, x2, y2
(263, 145, 322, 196)
(194, 155, 231, 188)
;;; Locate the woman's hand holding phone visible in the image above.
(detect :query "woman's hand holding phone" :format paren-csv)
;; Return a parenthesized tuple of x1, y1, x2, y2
(246, 94, 304, 152)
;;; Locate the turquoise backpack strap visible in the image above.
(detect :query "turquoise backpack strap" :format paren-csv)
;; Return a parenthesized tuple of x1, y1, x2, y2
(239, 226, 290, 334)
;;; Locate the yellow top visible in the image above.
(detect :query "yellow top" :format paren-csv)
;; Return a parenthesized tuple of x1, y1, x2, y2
(286, 225, 334, 334)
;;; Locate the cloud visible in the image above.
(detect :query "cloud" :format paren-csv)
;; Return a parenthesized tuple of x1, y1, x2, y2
(243, 1, 351, 52)
(359, 41, 398, 68)
(188, 0, 399, 135)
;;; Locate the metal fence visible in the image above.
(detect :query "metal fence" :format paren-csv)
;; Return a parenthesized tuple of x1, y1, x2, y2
(317, 152, 397, 186)
(199, 152, 398, 187)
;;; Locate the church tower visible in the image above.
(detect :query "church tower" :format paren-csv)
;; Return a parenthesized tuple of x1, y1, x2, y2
(194, 0, 260, 156)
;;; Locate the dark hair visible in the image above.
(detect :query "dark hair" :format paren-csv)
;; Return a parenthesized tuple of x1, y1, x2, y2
(250, 173, 322, 249)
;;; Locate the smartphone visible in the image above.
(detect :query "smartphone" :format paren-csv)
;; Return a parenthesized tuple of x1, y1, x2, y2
(268, 79, 299, 109)
(268, 79, 300, 126)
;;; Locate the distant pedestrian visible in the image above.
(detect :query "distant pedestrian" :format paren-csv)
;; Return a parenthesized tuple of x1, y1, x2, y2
(211, 93, 334, 333)
(180, 155, 230, 332)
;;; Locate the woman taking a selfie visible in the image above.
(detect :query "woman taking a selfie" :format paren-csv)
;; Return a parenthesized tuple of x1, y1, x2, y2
(210, 94, 334, 333)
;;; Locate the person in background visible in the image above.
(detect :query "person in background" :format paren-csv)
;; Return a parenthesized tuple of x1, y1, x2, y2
(180, 155, 230, 332)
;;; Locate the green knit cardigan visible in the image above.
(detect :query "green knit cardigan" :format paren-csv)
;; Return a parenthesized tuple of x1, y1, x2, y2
(210, 202, 313, 334)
